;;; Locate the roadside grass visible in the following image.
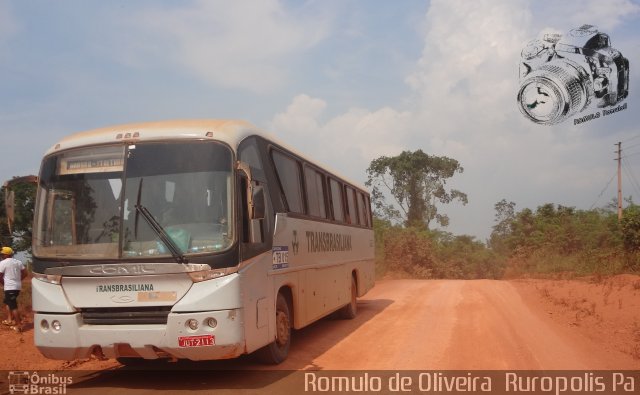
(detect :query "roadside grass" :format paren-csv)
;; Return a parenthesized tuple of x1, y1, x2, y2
(503, 249, 636, 279)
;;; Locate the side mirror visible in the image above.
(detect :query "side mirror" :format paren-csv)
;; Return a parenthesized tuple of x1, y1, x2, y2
(251, 185, 265, 220)
(4, 175, 38, 235)
(236, 161, 265, 221)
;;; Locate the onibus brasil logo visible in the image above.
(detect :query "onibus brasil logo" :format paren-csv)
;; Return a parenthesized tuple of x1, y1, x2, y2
(517, 24, 629, 125)
(7, 371, 72, 394)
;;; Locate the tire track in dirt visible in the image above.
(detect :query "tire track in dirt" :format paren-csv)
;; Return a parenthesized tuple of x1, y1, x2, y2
(304, 280, 463, 369)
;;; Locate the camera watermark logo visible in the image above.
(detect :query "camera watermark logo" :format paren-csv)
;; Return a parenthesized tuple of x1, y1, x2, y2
(517, 24, 629, 125)
(7, 371, 72, 394)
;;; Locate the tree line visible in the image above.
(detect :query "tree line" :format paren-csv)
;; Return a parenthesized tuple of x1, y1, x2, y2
(368, 150, 639, 279)
(489, 199, 639, 276)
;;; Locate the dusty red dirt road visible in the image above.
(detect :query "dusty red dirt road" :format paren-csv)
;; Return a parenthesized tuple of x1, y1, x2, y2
(278, 278, 640, 370)
(1, 278, 639, 393)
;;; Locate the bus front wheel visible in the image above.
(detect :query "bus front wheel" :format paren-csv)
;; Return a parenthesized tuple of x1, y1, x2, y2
(256, 292, 291, 364)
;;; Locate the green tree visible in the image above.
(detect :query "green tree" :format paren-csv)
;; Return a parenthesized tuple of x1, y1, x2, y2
(489, 199, 516, 254)
(621, 204, 640, 253)
(1, 177, 37, 254)
(0, 187, 12, 248)
(366, 150, 467, 229)
(434, 232, 504, 279)
(382, 225, 438, 278)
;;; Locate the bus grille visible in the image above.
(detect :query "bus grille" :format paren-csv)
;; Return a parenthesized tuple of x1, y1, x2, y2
(80, 307, 172, 325)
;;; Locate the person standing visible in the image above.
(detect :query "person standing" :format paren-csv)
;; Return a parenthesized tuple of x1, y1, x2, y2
(0, 247, 27, 332)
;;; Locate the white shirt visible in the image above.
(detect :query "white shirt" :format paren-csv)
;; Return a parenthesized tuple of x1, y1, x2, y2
(0, 257, 25, 291)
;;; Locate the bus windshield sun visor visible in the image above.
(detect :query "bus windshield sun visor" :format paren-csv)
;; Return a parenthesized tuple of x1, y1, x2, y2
(135, 178, 188, 264)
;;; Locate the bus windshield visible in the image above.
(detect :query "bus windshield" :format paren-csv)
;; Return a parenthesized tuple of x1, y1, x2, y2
(34, 141, 234, 260)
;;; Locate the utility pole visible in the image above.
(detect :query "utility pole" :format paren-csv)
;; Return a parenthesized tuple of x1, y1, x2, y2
(616, 141, 622, 221)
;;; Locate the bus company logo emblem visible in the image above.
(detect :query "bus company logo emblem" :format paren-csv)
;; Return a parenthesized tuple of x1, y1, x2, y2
(110, 295, 135, 303)
(292, 230, 300, 255)
(88, 264, 156, 276)
(305, 231, 353, 253)
(96, 283, 154, 293)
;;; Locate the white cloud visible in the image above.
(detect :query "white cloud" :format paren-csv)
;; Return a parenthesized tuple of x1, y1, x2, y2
(553, 0, 640, 31)
(270, 0, 639, 239)
(271, 94, 326, 134)
(270, 94, 410, 184)
(129, 0, 329, 92)
(271, 0, 537, 237)
(407, 0, 531, 115)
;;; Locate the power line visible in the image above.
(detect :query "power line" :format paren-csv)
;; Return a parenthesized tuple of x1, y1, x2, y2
(623, 134, 640, 143)
(623, 158, 640, 198)
(616, 142, 623, 220)
(624, 141, 640, 151)
(588, 141, 640, 213)
(589, 171, 616, 209)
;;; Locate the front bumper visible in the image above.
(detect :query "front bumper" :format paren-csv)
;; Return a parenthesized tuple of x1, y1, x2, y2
(34, 309, 246, 361)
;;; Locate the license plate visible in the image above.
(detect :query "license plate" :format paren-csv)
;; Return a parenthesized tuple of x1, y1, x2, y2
(178, 335, 215, 348)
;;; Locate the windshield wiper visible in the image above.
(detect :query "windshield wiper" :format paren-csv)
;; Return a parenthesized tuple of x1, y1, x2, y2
(135, 204, 188, 264)
(134, 179, 187, 264)
(134, 178, 143, 240)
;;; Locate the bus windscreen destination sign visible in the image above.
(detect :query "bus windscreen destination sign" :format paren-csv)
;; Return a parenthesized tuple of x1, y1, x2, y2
(60, 156, 124, 175)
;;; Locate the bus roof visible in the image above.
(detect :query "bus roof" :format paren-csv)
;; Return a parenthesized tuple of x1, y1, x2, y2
(45, 119, 368, 191)
(45, 119, 256, 155)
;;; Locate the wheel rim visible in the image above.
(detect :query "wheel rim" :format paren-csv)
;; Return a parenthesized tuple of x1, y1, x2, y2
(352, 283, 356, 306)
(275, 310, 290, 347)
(350, 280, 357, 310)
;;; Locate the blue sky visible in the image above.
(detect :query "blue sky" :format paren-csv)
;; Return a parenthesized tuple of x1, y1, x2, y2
(1, 0, 639, 241)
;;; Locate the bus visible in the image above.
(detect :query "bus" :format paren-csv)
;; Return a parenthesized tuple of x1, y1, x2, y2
(30, 120, 375, 364)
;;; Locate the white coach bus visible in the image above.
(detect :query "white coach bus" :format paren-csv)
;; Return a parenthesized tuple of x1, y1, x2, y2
(31, 120, 375, 364)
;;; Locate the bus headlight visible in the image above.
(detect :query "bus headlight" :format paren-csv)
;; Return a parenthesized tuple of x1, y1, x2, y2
(51, 320, 62, 332)
(186, 319, 199, 331)
(33, 272, 62, 285)
(206, 317, 217, 329)
(187, 268, 237, 283)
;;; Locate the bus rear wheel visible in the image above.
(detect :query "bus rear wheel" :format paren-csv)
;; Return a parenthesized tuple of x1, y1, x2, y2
(256, 292, 291, 364)
(338, 276, 357, 319)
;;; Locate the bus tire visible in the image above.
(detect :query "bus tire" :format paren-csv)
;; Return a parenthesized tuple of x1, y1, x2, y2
(338, 275, 357, 319)
(256, 292, 291, 364)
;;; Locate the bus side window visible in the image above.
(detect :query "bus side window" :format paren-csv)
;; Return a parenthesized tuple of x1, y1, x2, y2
(328, 178, 345, 222)
(304, 166, 327, 219)
(271, 150, 304, 214)
(345, 186, 358, 225)
(356, 191, 368, 227)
